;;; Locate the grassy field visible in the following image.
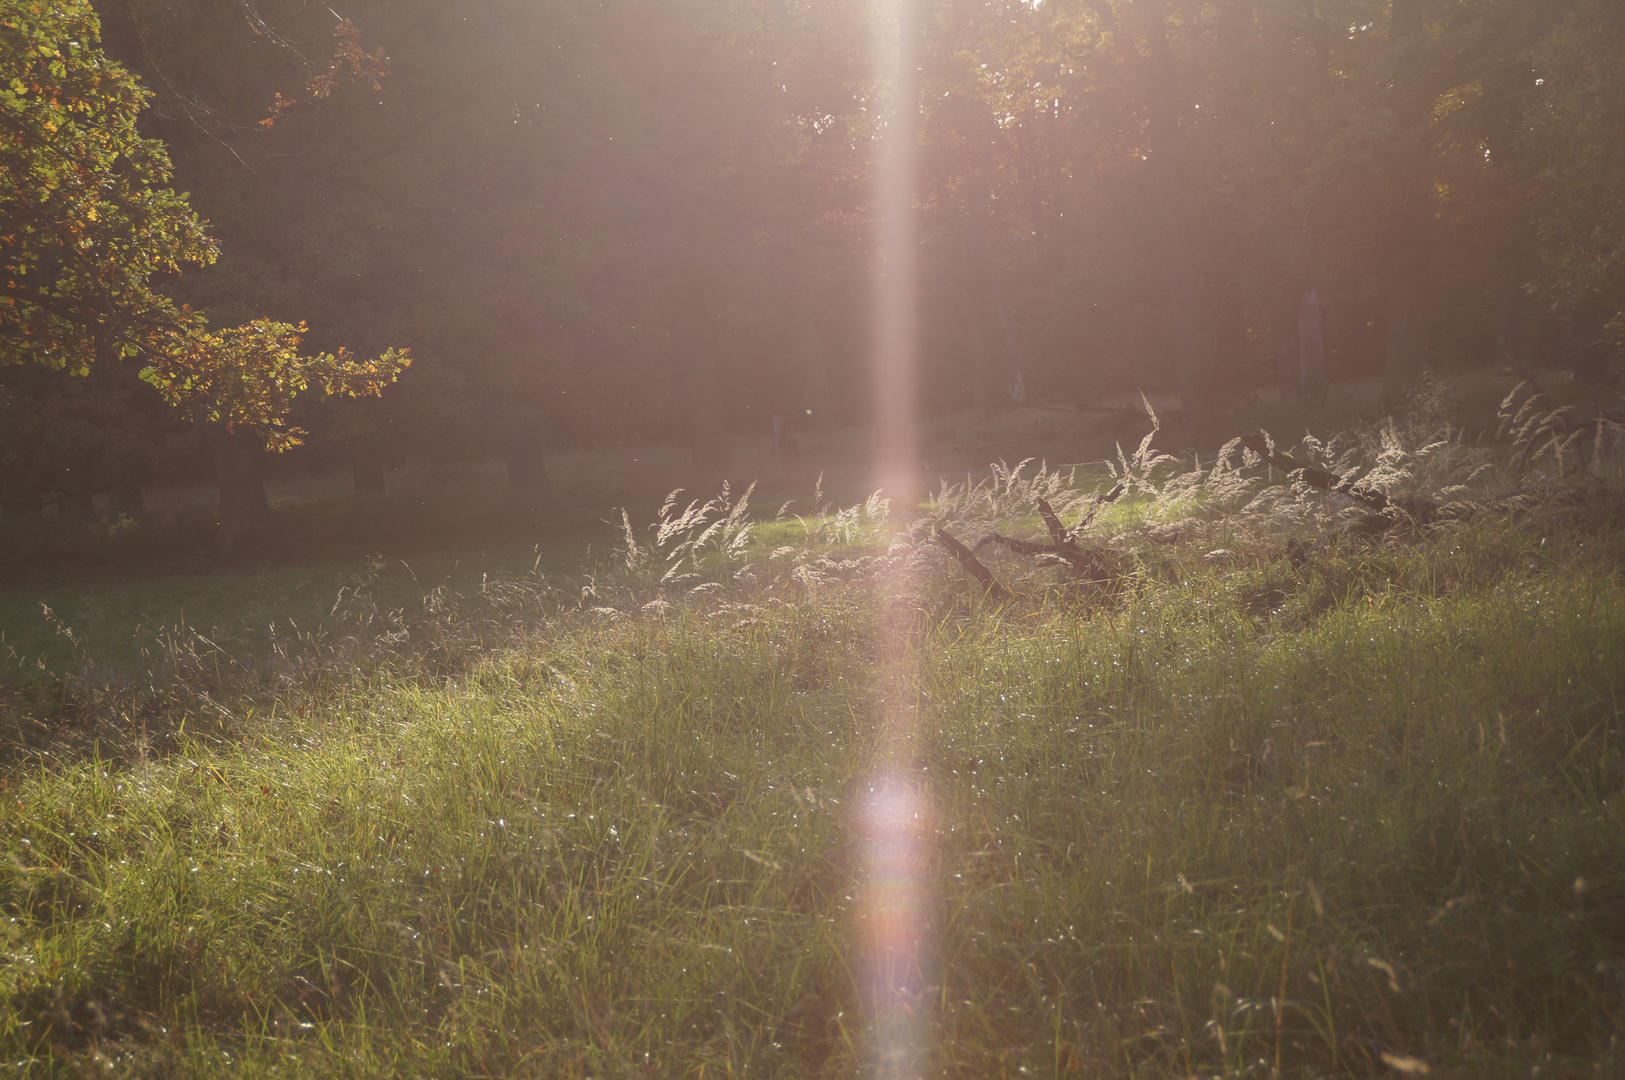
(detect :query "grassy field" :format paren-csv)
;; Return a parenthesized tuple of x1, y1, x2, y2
(0, 541, 600, 676)
(2, 403, 1624, 1077)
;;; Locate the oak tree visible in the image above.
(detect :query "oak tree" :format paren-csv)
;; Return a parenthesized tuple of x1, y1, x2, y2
(0, 0, 407, 449)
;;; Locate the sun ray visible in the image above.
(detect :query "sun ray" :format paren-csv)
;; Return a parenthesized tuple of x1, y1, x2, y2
(863, 1, 929, 1076)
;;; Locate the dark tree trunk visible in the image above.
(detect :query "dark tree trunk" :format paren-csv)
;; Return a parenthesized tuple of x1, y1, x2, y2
(352, 442, 387, 495)
(210, 428, 272, 553)
(1146, 18, 1208, 416)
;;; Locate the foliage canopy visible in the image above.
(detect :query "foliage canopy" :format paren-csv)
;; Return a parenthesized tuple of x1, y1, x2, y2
(0, 0, 406, 449)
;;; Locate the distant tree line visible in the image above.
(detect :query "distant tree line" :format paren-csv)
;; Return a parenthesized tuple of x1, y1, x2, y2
(3, 0, 1621, 523)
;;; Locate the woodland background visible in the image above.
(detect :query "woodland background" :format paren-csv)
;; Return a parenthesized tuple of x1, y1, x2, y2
(2, 0, 1622, 521)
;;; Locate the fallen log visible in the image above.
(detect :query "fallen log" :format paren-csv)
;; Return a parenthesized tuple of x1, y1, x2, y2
(936, 529, 1011, 602)
(1035, 496, 1070, 546)
(1063, 482, 1126, 537)
(963, 486, 1128, 581)
(977, 533, 1121, 585)
(975, 530, 1105, 578)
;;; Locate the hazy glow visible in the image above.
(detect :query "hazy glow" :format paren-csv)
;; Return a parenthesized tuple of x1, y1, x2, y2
(864, 2, 929, 1077)
(871, 0, 919, 510)
(861, 772, 930, 1079)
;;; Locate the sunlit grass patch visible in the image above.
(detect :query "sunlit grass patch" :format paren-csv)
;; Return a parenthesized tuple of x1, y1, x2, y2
(3, 422, 1623, 1076)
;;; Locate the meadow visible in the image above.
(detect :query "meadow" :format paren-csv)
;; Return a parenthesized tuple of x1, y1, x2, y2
(2, 394, 1623, 1078)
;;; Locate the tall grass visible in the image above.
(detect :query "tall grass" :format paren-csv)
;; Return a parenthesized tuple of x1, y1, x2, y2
(2, 415, 1622, 1077)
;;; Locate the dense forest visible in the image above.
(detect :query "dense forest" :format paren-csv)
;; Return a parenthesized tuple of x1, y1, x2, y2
(3, 0, 1623, 521)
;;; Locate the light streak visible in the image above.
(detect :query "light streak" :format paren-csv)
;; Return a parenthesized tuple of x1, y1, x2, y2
(860, 768, 929, 1079)
(863, 1, 928, 1076)
(871, 0, 919, 511)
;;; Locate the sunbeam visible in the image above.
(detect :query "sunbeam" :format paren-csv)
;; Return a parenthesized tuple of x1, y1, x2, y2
(860, 771, 931, 1079)
(871, 0, 920, 511)
(865, 1, 929, 1076)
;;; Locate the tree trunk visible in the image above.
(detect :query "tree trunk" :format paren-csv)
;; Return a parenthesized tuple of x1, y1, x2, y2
(1146, 17, 1207, 417)
(210, 428, 272, 553)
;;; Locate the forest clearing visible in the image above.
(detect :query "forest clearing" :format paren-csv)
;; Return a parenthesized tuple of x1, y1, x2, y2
(4, 389, 1624, 1077)
(5, 0, 1625, 1073)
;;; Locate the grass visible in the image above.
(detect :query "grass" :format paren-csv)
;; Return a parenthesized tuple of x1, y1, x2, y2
(0, 542, 601, 675)
(2, 411, 1624, 1077)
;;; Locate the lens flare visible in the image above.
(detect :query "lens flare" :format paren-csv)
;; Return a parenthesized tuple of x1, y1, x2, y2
(864, 1, 928, 1076)
(871, 0, 919, 510)
(860, 772, 929, 1079)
